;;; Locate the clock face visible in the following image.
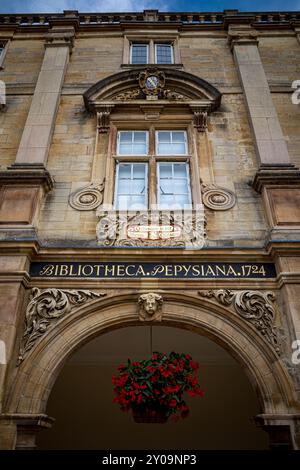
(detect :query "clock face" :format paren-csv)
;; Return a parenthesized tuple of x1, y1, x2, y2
(145, 75, 159, 90)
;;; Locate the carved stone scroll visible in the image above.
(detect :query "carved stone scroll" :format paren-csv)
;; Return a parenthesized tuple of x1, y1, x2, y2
(138, 293, 163, 321)
(201, 181, 236, 211)
(69, 180, 105, 211)
(18, 287, 106, 364)
(198, 289, 281, 354)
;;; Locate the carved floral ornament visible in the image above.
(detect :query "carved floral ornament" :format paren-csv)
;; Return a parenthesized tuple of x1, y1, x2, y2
(198, 289, 281, 354)
(17, 287, 106, 365)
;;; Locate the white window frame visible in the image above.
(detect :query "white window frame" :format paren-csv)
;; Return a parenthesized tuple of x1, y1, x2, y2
(155, 43, 174, 65)
(130, 43, 149, 65)
(117, 131, 149, 156)
(157, 162, 192, 209)
(155, 130, 188, 156)
(114, 162, 148, 210)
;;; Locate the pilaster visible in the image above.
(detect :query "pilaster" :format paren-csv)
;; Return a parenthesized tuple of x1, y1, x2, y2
(228, 21, 300, 238)
(0, 15, 78, 231)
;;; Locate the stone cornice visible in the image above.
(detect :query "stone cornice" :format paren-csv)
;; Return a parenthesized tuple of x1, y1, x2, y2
(0, 164, 54, 193)
(0, 10, 298, 32)
(252, 165, 300, 193)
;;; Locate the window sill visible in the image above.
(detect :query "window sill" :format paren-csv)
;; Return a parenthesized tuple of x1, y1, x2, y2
(121, 63, 184, 69)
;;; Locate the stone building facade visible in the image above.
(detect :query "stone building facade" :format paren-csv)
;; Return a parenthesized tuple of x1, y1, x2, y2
(0, 9, 300, 449)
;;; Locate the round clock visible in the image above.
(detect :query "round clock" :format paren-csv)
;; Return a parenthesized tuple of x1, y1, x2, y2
(145, 75, 159, 90)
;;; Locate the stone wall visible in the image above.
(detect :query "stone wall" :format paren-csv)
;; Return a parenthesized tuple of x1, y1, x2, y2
(0, 30, 299, 243)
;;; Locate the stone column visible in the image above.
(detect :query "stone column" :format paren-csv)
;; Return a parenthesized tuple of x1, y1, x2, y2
(0, 15, 78, 230)
(227, 21, 300, 239)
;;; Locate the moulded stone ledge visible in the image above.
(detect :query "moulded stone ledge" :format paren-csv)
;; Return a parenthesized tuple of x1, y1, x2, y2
(252, 165, 300, 193)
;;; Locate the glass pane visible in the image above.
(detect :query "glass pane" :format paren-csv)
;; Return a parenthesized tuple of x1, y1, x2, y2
(157, 131, 171, 143)
(160, 195, 174, 208)
(134, 132, 147, 143)
(118, 164, 131, 178)
(160, 179, 173, 194)
(159, 164, 172, 178)
(119, 132, 132, 143)
(129, 196, 146, 209)
(131, 44, 148, 64)
(131, 179, 145, 195)
(174, 179, 188, 193)
(118, 180, 130, 194)
(172, 131, 185, 143)
(133, 164, 146, 178)
(174, 164, 187, 177)
(119, 143, 132, 155)
(157, 143, 171, 155)
(156, 44, 172, 64)
(175, 195, 190, 206)
(117, 195, 130, 210)
(132, 143, 147, 155)
(171, 143, 186, 155)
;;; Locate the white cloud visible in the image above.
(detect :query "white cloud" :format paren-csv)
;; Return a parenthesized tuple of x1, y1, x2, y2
(0, 0, 169, 13)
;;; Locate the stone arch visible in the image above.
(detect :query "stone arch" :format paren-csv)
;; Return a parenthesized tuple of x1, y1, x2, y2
(7, 292, 298, 416)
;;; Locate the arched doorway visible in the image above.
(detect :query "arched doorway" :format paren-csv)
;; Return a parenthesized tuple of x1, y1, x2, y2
(37, 325, 269, 450)
(6, 293, 299, 449)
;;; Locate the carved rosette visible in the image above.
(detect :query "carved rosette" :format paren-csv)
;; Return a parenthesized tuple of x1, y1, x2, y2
(96, 210, 206, 248)
(69, 180, 105, 211)
(201, 182, 236, 211)
(18, 287, 106, 365)
(198, 289, 281, 354)
(138, 293, 163, 321)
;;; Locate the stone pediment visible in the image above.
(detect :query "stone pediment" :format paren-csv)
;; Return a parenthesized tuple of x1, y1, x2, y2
(83, 67, 221, 111)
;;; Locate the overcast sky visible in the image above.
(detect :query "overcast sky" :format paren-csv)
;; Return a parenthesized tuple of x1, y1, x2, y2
(0, 0, 299, 13)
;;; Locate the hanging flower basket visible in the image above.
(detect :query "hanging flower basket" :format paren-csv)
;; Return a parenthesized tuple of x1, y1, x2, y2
(112, 351, 204, 423)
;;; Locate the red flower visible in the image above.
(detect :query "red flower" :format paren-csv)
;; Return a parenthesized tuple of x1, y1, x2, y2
(190, 361, 199, 370)
(112, 351, 205, 421)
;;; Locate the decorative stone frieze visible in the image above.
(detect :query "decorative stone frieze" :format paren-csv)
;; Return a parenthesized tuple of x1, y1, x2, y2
(198, 289, 280, 354)
(96, 210, 206, 248)
(68, 180, 105, 211)
(18, 287, 106, 365)
(138, 293, 163, 321)
(201, 181, 236, 211)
